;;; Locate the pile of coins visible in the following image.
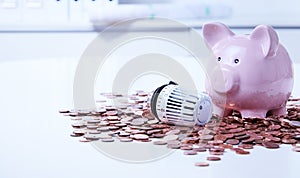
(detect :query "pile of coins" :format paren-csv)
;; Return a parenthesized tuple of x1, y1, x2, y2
(60, 92, 300, 167)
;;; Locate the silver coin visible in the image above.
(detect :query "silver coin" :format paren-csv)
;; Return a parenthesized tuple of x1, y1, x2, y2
(84, 134, 100, 140)
(130, 118, 145, 126)
(101, 138, 115, 142)
(163, 134, 179, 141)
(290, 121, 300, 127)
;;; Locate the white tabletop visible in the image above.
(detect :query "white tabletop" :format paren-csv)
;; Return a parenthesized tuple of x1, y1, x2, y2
(0, 58, 299, 178)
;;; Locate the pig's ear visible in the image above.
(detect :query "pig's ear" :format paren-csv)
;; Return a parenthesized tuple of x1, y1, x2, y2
(250, 25, 279, 57)
(202, 22, 234, 48)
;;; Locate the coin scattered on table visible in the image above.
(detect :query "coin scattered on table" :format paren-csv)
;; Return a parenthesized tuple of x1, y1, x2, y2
(194, 162, 209, 167)
(60, 93, 300, 167)
(206, 156, 221, 161)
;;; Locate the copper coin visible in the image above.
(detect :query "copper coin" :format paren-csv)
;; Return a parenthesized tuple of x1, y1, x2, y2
(193, 147, 207, 152)
(234, 148, 250, 155)
(209, 151, 224, 156)
(214, 135, 227, 141)
(180, 146, 193, 150)
(235, 134, 250, 140)
(241, 137, 255, 144)
(226, 139, 240, 145)
(282, 138, 297, 144)
(209, 147, 225, 152)
(153, 140, 167, 145)
(195, 162, 209, 167)
(229, 128, 245, 133)
(184, 150, 197, 155)
(206, 156, 221, 161)
(238, 144, 254, 149)
(262, 141, 280, 149)
(268, 125, 281, 130)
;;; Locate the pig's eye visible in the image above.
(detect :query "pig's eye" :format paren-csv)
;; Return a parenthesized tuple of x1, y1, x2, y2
(234, 58, 239, 64)
(217, 57, 221, 61)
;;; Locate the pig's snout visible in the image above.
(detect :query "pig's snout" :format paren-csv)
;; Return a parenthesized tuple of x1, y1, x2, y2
(210, 65, 239, 94)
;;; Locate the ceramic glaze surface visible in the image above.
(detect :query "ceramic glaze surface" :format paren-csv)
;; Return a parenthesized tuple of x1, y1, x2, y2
(203, 22, 294, 117)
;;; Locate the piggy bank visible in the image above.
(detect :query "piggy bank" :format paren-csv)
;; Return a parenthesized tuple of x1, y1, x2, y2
(203, 22, 294, 118)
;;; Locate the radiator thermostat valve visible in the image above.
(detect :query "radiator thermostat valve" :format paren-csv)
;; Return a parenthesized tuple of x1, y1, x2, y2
(150, 81, 213, 126)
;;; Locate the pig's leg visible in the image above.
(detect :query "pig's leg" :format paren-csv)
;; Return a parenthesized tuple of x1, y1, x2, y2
(270, 106, 287, 116)
(240, 109, 267, 118)
(213, 104, 232, 117)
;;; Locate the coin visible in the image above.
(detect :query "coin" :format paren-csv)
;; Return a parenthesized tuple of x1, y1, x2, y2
(88, 130, 101, 134)
(289, 121, 300, 128)
(102, 138, 115, 142)
(262, 141, 280, 149)
(130, 118, 145, 126)
(72, 123, 86, 129)
(184, 150, 197, 155)
(193, 147, 207, 152)
(292, 146, 300, 152)
(167, 144, 181, 149)
(73, 130, 86, 136)
(206, 156, 221, 161)
(84, 134, 100, 140)
(97, 127, 110, 132)
(87, 119, 101, 124)
(163, 134, 179, 141)
(59, 109, 70, 113)
(153, 140, 167, 145)
(180, 146, 193, 150)
(119, 138, 133, 142)
(234, 148, 250, 155)
(132, 134, 149, 140)
(62, 95, 300, 166)
(166, 129, 181, 135)
(226, 139, 240, 145)
(86, 125, 98, 130)
(195, 162, 209, 167)
(238, 144, 254, 149)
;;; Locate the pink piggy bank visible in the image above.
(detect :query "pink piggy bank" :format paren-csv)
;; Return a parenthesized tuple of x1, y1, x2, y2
(203, 22, 294, 118)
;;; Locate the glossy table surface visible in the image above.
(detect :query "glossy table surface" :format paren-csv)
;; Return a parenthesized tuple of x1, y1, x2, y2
(0, 58, 299, 178)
